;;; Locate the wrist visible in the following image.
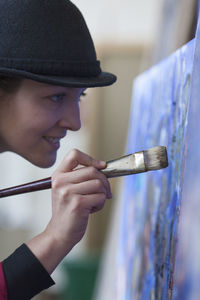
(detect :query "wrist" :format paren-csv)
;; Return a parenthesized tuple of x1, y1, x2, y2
(27, 229, 73, 274)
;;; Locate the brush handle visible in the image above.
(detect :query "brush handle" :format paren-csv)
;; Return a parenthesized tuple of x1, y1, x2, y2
(0, 153, 142, 198)
(0, 146, 168, 199)
(0, 177, 52, 198)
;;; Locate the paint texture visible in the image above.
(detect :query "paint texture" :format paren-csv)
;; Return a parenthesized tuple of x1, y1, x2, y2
(172, 16, 200, 300)
(115, 37, 196, 299)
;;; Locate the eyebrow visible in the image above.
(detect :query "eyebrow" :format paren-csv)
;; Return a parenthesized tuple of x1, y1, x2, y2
(38, 86, 87, 99)
(40, 86, 66, 93)
(48, 92, 66, 96)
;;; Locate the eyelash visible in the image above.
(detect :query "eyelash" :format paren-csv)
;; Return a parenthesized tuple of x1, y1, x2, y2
(50, 94, 65, 102)
(50, 91, 87, 103)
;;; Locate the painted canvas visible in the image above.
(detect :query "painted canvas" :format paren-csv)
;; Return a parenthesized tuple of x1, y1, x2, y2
(115, 31, 199, 299)
(172, 16, 200, 300)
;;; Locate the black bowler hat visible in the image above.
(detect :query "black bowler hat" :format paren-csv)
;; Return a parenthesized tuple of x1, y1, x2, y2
(0, 0, 117, 87)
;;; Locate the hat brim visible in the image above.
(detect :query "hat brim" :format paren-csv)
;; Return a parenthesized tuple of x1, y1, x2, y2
(0, 67, 117, 88)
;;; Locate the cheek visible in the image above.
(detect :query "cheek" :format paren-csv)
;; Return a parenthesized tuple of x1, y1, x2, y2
(23, 108, 58, 131)
(10, 110, 58, 144)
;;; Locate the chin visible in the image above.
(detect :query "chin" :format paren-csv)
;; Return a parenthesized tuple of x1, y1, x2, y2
(36, 160, 56, 168)
(28, 154, 57, 168)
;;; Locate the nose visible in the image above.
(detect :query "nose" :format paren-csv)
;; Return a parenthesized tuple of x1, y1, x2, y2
(58, 101, 81, 131)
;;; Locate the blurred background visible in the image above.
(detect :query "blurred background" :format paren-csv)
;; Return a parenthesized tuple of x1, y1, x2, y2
(0, 0, 197, 299)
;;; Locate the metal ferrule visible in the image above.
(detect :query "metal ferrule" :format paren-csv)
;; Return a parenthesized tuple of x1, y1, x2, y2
(102, 151, 146, 178)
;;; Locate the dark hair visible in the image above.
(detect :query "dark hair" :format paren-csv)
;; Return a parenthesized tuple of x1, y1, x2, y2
(0, 76, 23, 93)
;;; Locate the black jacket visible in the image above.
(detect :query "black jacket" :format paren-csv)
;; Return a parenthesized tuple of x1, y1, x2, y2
(2, 244, 54, 300)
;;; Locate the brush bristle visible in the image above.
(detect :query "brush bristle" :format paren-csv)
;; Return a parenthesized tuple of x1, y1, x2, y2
(143, 146, 168, 171)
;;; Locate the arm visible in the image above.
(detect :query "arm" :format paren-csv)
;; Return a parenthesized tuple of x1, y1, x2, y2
(2, 244, 54, 300)
(27, 149, 112, 274)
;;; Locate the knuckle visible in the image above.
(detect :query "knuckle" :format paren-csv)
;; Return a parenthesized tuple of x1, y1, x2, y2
(88, 166, 97, 176)
(71, 195, 83, 210)
(51, 174, 62, 189)
(94, 179, 103, 189)
(69, 148, 80, 160)
(58, 189, 66, 200)
(62, 185, 72, 198)
(53, 183, 72, 199)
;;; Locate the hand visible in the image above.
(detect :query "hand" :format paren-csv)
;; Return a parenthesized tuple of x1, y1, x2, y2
(46, 149, 112, 252)
(27, 149, 112, 274)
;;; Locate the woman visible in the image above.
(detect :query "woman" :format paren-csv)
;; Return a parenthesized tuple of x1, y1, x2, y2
(0, 0, 116, 299)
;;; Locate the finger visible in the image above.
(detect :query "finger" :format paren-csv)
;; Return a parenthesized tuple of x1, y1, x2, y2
(54, 166, 112, 198)
(57, 149, 106, 172)
(80, 193, 107, 213)
(72, 167, 112, 198)
(62, 179, 107, 197)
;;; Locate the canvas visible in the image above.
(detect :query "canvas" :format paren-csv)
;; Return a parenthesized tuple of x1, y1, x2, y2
(115, 26, 199, 299)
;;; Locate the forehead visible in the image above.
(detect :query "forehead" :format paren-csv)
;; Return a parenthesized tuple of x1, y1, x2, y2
(20, 79, 86, 94)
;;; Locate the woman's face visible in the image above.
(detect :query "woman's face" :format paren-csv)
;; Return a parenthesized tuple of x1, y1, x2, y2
(0, 79, 85, 167)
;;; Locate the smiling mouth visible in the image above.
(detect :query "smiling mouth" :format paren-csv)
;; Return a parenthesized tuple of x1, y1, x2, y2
(43, 136, 61, 144)
(43, 136, 63, 150)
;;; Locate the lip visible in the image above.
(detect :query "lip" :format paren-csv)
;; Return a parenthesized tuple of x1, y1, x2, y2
(43, 135, 65, 150)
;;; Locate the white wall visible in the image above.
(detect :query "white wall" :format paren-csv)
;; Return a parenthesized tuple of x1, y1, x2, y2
(73, 0, 162, 45)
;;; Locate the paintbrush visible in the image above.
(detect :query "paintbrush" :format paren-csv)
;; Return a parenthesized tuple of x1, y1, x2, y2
(0, 146, 168, 198)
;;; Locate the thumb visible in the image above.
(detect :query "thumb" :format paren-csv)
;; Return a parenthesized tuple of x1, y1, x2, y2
(57, 149, 106, 172)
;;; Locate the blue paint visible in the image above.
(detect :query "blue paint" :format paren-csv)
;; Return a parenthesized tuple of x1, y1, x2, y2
(172, 14, 200, 300)
(114, 38, 195, 300)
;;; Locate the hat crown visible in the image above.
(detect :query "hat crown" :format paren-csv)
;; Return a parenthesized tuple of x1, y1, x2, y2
(0, 0, 97, 62)
(0, 0, 117, 87)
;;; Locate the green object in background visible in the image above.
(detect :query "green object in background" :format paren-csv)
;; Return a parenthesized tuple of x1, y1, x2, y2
(60, 255, 100, 300)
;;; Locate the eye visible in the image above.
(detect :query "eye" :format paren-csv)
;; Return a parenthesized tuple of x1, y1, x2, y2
(50, 93, 65, 102)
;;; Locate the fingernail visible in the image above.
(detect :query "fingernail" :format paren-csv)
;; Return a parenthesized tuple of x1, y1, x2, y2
(99, 160, 106, 168)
